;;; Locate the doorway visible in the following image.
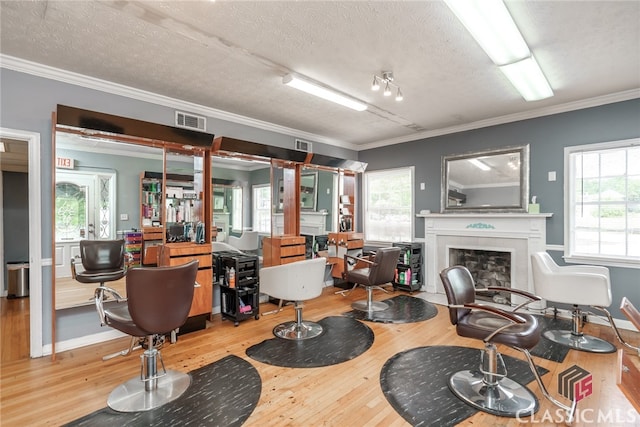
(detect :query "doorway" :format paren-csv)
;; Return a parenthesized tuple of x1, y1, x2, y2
(0, 128, 43, 359)
(54, 170, 116, 278)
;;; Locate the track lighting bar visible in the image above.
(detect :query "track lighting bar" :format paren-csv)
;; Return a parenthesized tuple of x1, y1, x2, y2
(371, 71, 403, 102)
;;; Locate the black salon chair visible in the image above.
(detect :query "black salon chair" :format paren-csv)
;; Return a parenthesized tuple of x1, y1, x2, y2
(440, 265, 576, 421)
(95, 260, 199, 412)
(343, 246, 401, 312)
(70, 239, 128, 290)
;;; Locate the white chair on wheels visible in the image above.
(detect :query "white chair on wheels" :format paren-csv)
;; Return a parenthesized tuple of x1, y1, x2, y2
(531, 251, 621, 353)
(259, 257, 326, 340)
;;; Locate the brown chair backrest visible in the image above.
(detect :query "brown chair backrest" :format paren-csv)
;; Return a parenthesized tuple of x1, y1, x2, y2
(126, 260, 199, 334)
(440, 265, 476, 325)
(80, 239, 125, 271)
(369, 247, 402, 285)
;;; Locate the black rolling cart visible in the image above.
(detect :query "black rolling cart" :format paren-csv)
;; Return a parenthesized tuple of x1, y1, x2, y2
(218, 253, 260, 326)
(392, 242, 423, 292)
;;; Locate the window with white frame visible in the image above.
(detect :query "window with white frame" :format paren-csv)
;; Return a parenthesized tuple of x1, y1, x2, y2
(364, 166, 414, 242)
(231, 187, 243, 232)
(565, 139, 640, 267)
(252, 184, 271, 233)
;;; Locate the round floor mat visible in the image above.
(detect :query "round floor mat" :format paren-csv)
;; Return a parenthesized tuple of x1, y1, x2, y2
(344, 294, 438, 323)
(246, 315, 374, 368)
(380, 345, 547, 427)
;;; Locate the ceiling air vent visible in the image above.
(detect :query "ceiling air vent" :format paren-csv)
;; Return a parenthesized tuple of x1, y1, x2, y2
(175, 111, 206, 132)
(295, 139, 312, 153)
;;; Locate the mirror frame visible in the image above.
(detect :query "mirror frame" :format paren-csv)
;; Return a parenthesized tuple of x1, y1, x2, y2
(441, 144, 530, 213)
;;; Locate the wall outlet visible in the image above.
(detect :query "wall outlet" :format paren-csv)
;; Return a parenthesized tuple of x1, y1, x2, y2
(120, 213, 129, 221)
(548, 171, 557, 181)
(420, 182, 426, 190)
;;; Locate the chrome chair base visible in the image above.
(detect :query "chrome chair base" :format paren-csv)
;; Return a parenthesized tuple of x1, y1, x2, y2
(449, 370, 539, 418)
(352, 300, 389, 312)
(107, 370, 191, 412)
(273, 321, 324, 340)
(543, 329, 616, 353)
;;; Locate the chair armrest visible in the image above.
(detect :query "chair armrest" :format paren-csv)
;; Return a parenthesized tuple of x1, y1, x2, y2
(458, 302, 526, 324)
(485, 286, 542, 302)
(343, 253, 376, 274)
(483, 286, 542, 312)
(70, 257, 79, 280)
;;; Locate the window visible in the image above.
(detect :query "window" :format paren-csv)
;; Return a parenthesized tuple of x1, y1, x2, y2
(364, 167, 414, 242)
(252, 184, 271, 233)
(231, 187, 242, 232)
(565, 139, 640, 268)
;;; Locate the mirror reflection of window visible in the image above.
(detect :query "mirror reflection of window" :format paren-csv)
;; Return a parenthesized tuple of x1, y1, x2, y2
(442, 145, 529, 212)
(231, 187, 243, 232)
(253, 184, 271, 233)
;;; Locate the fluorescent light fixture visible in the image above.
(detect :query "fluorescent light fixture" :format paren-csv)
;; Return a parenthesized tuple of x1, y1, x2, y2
(444, 0, 553, 101)
(443, 0, 530, 66)
(469, 158, 491, 171)
(499, 56, 554, 101)
(283, 74, 367, 111)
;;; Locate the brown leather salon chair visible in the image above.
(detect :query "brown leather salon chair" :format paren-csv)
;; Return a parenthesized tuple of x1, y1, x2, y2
(95, 260, 199, 412)
(71, 239, 128, 289)
(440, 265, 576, 421)
(343, 246, 401, 312)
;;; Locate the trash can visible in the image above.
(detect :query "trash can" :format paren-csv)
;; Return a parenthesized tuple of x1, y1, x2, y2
(7, 262, 29, 298)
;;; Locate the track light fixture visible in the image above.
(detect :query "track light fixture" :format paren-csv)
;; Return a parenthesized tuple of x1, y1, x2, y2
(371, 71, 403, 102)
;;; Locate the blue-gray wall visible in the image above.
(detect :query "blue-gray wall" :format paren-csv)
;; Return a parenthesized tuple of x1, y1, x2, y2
(2, 171, 29, 290)
(359, 99, 640, 319)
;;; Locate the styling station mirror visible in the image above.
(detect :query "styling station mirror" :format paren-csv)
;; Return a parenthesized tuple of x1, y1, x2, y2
(54, 133, 164, 310)
(441, 144, 530, 212)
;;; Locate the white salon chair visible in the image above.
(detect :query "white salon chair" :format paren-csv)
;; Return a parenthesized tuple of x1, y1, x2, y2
(530, 252, 617, 353)
(259, 257, 326, 340)
(228, 231, 259, 253)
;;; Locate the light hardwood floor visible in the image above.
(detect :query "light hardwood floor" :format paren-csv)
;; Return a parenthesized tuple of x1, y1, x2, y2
(1, 288, 638, 426)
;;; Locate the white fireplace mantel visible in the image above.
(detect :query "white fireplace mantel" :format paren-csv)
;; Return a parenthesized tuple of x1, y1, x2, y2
(417, 213, 552, 308)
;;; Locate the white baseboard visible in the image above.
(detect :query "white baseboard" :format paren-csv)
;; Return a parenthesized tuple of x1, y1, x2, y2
(43, 329, 127, 356)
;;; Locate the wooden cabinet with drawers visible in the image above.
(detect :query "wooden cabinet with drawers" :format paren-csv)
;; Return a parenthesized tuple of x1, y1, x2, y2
(159, 242, 213, 319)
(262, 235, 306, 266)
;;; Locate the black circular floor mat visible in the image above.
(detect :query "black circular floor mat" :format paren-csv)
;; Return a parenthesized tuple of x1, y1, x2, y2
(67, 355, 261, 427)
(344, 294, 438, 323)
(246, 315, 374, 368)
(380, 345, 548, 427)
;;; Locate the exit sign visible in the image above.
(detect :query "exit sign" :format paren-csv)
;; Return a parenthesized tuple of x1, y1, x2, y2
(56, 157, 74, 169)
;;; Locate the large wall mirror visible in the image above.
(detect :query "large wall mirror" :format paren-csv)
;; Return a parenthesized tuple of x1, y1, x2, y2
(441, 144, 530, 213)
(54, 133, 165, 310)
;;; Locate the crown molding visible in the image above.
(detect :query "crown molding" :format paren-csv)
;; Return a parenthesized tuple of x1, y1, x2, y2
(360, 89, 640, 150)
(2, 54, 638, 153)
(0, 54, 357, 151)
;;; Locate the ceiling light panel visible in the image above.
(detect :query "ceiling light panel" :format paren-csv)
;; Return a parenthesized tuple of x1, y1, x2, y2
(443, 0, 530, 66)
(283, 74, 367, 112)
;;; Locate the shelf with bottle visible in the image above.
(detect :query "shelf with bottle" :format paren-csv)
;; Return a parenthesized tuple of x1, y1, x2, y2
(392, 242, 423, 292)
(141, 175, 163, 225)
(339, 194, 354, 232)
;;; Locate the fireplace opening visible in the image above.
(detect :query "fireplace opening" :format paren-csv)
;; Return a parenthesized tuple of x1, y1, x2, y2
(449, 248, 512, 305)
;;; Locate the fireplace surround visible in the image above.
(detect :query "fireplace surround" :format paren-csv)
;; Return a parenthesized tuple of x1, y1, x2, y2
(418, 213, 552, 309)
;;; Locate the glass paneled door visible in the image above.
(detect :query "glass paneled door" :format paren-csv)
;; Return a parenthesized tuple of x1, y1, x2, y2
(55, 170, 116, 277)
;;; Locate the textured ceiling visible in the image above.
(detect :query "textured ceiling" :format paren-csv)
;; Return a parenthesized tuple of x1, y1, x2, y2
(1, 0, 639, 150)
